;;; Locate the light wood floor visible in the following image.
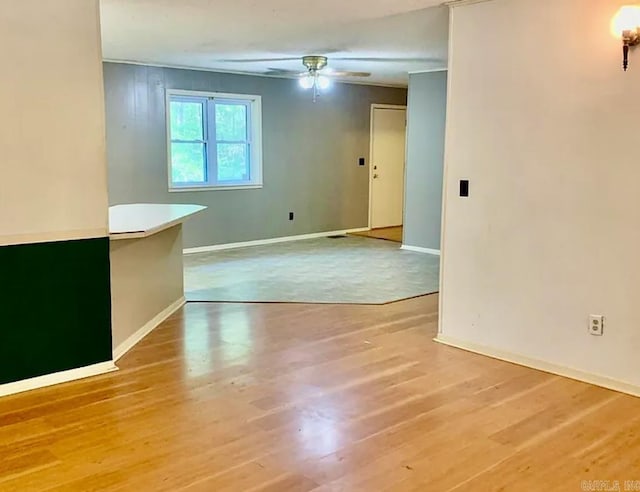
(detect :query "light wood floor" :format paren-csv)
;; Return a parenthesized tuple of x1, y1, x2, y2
(350, 226, 403, 243)
(1, 295, 639, 491)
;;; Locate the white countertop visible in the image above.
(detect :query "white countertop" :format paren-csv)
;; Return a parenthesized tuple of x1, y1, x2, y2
(109, 203, 206, 240)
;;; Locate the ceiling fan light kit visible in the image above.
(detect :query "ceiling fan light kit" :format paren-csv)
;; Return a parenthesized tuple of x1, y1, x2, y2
(298, 74, 331, 90)
(298, 55, 334, 102)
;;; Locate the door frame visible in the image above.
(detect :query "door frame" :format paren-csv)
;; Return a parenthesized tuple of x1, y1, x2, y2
(368, 103, 408, 230)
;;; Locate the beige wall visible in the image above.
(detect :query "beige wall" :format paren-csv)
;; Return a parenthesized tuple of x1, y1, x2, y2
(110, 225, 184, 355)
(0, 0, 108, 245)
(440, 0, 640, 387)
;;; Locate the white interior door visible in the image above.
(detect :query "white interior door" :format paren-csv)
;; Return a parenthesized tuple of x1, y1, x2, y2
(370, 106, 407, 229)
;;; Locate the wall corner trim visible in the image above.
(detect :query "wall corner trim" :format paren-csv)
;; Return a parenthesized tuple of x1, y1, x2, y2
(434, 335, 640, 398)
(401, 245, 441, 256)
(113, 296, 186, 362)
(183, 228, 370, 254)
(0, 361, 118, 398)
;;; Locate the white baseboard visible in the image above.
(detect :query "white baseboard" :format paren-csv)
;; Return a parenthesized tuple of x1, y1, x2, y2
(434, 335, 640, 398)
(401, 245, 441, 256)
(0, 361, 118, 398)
(113, 296, 186, 361)
(184, 228, 370, 254)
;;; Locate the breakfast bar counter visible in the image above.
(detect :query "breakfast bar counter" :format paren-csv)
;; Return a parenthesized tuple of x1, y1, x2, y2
(109, 203, 206, 360)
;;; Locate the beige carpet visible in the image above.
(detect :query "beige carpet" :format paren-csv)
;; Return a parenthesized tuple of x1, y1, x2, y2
(184, 236, 439, 304)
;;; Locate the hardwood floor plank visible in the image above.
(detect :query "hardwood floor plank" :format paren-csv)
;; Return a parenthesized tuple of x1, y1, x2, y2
(0, 294, 637, 491)
(0, 449, 59, 481)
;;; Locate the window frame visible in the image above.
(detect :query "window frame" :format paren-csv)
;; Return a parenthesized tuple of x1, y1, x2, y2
(166, 89, 263, 192)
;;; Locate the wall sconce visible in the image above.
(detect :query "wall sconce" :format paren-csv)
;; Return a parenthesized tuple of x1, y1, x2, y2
(612, 6, 640, 70)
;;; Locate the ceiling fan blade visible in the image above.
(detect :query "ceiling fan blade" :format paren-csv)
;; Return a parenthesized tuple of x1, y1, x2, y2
(331, 57, 440, 63)
(325, 70, 371, 78)
(214, 57, 302, 63)
(265, 69, 307, 76)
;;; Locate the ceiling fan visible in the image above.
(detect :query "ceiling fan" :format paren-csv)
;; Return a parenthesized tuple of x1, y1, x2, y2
(214, 54, 441, 102)
(264, 55, 371, 102)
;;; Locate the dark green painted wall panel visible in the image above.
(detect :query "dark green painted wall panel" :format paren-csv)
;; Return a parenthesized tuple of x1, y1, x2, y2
(0, 237, 112, 385)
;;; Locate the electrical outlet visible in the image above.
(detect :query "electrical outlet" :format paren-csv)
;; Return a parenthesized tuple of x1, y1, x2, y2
(589, 315, 604, 336)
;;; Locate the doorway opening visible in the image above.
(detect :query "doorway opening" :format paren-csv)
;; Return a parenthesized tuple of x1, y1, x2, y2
(368, 104, 407, 243)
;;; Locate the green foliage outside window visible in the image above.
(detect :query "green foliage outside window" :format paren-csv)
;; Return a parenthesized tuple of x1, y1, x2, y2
(170, 98, 251, 185)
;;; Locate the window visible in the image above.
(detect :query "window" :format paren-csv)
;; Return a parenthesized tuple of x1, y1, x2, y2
(166, 90, 262, 191)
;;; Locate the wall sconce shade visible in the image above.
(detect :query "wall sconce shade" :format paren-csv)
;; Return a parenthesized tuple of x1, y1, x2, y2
(613, 6, 640, 70)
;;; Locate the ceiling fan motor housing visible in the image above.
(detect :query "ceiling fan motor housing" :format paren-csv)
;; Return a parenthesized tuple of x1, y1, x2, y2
(302, 55, 328, 72)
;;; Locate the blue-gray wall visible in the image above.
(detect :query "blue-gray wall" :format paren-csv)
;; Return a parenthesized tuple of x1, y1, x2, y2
(403, 71, 447, 251)
(103, 63, 407, 248)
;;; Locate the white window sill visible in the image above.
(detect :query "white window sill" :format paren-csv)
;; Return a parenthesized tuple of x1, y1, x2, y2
(169, 184, 263, 193)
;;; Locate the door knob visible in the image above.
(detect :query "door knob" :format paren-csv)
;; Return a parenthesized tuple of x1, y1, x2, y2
(373, 174, 379, 179)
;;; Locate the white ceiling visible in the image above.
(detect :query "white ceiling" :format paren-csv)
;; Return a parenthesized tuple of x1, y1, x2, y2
(100, 0, 449, 86)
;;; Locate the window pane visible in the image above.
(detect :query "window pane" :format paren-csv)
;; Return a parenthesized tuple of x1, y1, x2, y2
(170, 101, 204, 140)
(171, 142, 206, 183)
(215, 103, 247, 141)
(217, 143, 249, 182)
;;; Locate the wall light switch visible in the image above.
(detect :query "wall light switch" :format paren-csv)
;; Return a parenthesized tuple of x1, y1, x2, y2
(460, 180, 469, 197)
(359, 157, 366, 166)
